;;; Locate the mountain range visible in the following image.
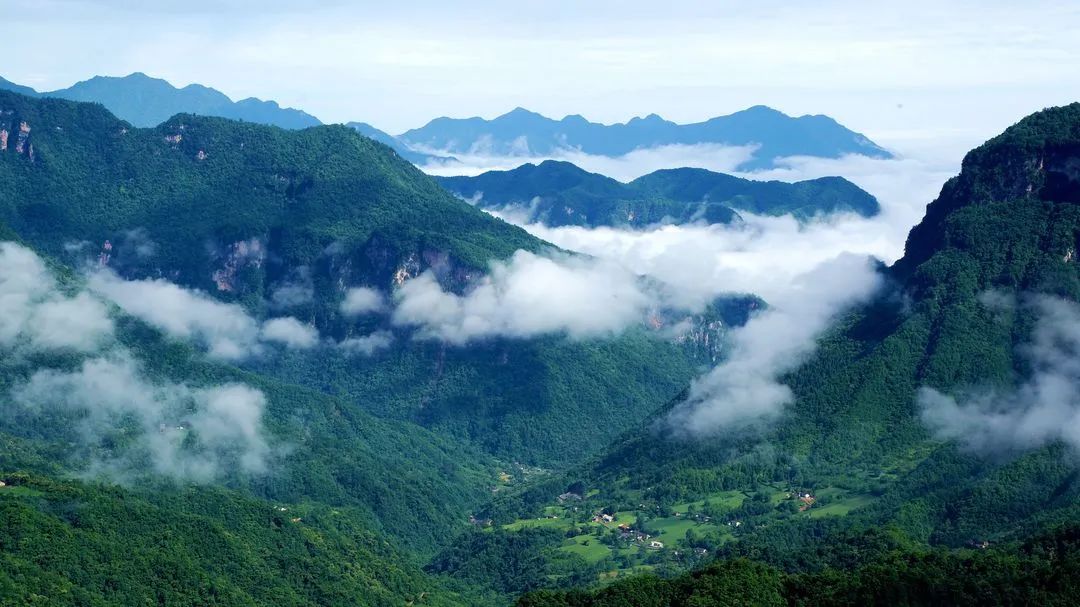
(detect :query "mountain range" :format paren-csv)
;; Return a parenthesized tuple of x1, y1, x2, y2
(437, 160, 879, 226)
(0, 74, 893, 172)
(0, 73, 321, 129)
(401, 105, 893, 170)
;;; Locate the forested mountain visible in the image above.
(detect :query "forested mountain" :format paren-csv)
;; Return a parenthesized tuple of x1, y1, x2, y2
(400, 105, 892, 170)
(437, 160, 878, 226)
(0, 88, 678, 605)
(0, 89, 764, 605)
(421, 103, 1080, 599)
(0, 73, 321, 129)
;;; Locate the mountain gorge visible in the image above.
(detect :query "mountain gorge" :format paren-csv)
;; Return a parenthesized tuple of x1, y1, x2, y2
(430, 103, 1080, 600)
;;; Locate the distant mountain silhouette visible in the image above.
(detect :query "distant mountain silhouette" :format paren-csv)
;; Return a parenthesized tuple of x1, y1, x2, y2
(402, 105, 892, 170)
(0, 72, 321, 129)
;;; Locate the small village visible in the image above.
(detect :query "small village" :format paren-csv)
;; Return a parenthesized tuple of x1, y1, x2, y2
(489, 481, 878, 581)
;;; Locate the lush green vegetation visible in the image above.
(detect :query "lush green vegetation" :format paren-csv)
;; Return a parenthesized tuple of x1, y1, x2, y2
(2, 88, 1080, 606)
(437, 160, 877, 227)
(519, 525, 1080, 606)
(0, 90, 735, 471)
(0, 474, 466, 607)
(435, 104, 1080, 597)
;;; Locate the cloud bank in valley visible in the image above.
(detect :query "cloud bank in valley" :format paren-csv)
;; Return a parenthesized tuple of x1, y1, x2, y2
(341, 286, 386, 316)
(260, 316, 319, 349)
(665, 253, 884, 436)
(920, 295, 1080, 454)
(468, 149, 956, 434)
(338, 330, 394, 356)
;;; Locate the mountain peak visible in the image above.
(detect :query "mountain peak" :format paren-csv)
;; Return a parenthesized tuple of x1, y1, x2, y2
(897, 102, 1080, 278)
(498, 106, 546, 120)
(734, 104, 788, 118)
(627, 113, 667, 125)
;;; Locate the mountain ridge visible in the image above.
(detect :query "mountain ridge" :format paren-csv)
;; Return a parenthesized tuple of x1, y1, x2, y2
(0, 72, 324, 130)
(401, 105, 893, 170)
(436, 159, 879, 226)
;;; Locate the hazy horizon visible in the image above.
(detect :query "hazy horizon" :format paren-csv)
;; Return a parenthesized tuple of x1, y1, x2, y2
(5, 0, 1078, 152)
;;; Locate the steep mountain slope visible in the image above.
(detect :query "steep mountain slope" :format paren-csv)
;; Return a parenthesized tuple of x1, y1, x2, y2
(401, 106, 892, 170)
(0, 89, 537, 295)
(0, 89, 727, 471)
(1, 73, 321, 129)
(577, 102, 1080, 527)
(441, 103, 1080, 594)
(437, 160, 877, 226)
(0, 233, 517, 603)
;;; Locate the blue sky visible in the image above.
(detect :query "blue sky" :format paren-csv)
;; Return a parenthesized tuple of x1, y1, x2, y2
(6, 0, 1079, 149)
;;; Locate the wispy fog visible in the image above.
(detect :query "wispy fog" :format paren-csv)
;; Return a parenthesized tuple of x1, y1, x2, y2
(920, 294, 1080, 454)
(0, 242, 276, 483)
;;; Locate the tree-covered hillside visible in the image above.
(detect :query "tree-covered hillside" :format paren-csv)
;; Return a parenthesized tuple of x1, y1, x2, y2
(0, 89, 723, 467)
(0, 474, 470, 607)
(518, 526, 1080, 606)
(436, 160, 877, 227)
(427, 103, 1080, 597)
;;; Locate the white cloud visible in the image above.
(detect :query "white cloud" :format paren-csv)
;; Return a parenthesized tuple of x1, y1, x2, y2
(88, 269, 325, 359)
(260, 316, 319, 349)
(665, 253, 883, 435)
(448, 152, 951, 435)
(391, 250, 655, 344)
(0, 243, 274, 483)
(0, 242, 57, 346)
(340, 286, 386, 316)
(27, 292, 115, 351)
(920, 295, 1080, 454)
(12, 354, 272, 482)
(338, 330, 394, 356)
(0, 242, 114, 352)
(501, 153, 953, 307)
(88, 269, 261, 360)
